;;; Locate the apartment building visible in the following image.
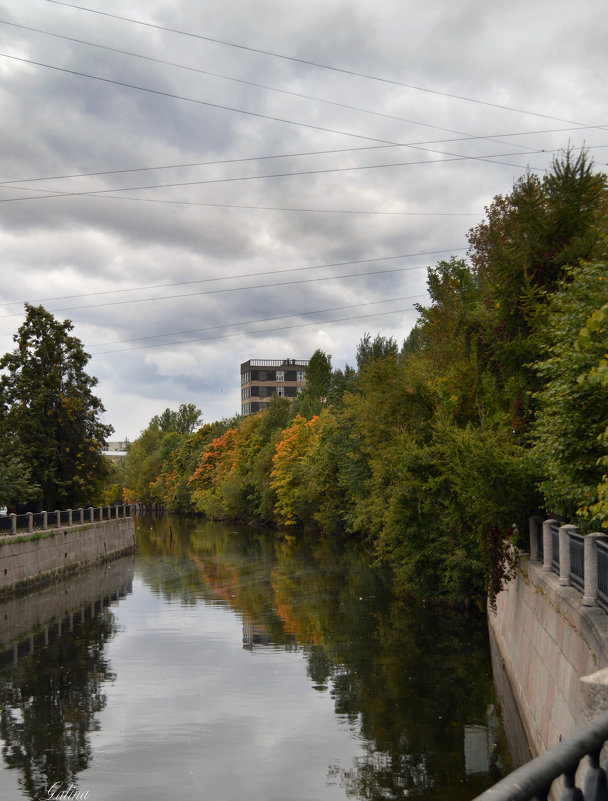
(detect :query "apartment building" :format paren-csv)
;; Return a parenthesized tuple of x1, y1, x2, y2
(240, 358, 309, 416)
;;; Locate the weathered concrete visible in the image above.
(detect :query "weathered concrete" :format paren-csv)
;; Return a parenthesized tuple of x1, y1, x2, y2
(0, 517, 136, 598)
(0, 553, 134, 664)
(489, 553, 608, 758)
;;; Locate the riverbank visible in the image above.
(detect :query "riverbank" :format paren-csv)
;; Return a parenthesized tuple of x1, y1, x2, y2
(0, 513, 136, 598)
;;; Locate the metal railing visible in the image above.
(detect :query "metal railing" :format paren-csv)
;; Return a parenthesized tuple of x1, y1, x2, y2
(550, 521, 560, 575)
(0, 504, 131, 536)
(597, 539, 608, 614)
(472, 708, 608, 800)
(569, 531, 585, 593)
(530, 518, 607, 610)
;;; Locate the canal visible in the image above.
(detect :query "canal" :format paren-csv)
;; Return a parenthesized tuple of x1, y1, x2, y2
(0, 515, 518, 801)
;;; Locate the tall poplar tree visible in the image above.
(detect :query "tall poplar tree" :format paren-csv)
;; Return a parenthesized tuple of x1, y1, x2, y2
(0, 305, 113, 510)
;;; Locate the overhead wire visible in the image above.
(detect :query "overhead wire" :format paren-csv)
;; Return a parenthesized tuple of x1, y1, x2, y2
(0, 146, 574, 205)
(92, 303, 425, 355)
(89, 293, 427, 351)
(2, 247, 463, 306)
(0, 18, 541, 154)
(43, 0, 607, 131)
(1, 248, 466, 316)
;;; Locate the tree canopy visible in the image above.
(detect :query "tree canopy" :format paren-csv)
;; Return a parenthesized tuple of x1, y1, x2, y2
(0, 305, 112, 509)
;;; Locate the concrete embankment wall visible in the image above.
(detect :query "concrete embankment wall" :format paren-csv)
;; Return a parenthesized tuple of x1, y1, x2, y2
(0, 517, 136, 598)
(489, 553, 608, 757)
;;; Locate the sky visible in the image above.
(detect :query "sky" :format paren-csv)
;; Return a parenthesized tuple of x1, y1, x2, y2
(0, 0, 606, 441)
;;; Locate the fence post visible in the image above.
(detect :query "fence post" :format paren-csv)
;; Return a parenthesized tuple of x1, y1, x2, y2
(88, 506, 94, 523)
(42, 511, 47, 530)
(78, 508, 84, 524)
(10, 513, 16, 535)
(559, 524, 578, 586)
(542, 519, 559, 573)
(26, 512, 33, 533)
(529, 515, 543, 561)
(55, 510, 61, 528)
(583, 533, 607, 606)
(67, 509, 72, 526)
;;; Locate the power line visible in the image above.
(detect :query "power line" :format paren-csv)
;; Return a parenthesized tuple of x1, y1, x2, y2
(0, 18, 540, 154)
(43, 0, 607, 130)
(0, 50, 558, 186)
(0, 52, 401, 147)
(0, 146, 559, 205)
(1, 258, 463, 317)
(90, 293, 427, 350)
(93, 304, 423, 355)
(3, 247, 464, 310)
(1, 126, 604, 188)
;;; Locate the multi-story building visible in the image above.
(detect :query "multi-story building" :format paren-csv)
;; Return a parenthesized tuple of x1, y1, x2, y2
(240, 358, 309, 416)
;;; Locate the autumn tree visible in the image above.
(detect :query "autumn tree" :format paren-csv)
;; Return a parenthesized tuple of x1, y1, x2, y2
(0, 305, 112, 509)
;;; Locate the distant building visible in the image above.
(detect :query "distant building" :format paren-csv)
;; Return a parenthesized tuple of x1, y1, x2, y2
(102, 441, 128, 463)
(240, 358, 308, 416)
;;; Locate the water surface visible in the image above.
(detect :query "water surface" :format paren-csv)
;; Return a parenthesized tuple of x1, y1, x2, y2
(0, 516, 513, 800)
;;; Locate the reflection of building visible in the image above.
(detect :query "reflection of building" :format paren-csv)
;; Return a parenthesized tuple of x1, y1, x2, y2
(240, 358, 309, 416)
(241, 617, 297, 652)
(464, 705, 501, 775)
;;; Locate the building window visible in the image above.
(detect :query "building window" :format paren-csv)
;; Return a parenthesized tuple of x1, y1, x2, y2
(297, 370, 306, 382)
(276, 386, 285, 397)
(241, 370, 250, 385)
(242, 402, 251, 415)
(276, 370, 284, 382)
(241, 387, 251, 400)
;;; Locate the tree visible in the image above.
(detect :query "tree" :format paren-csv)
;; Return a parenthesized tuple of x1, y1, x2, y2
(0, 305, 113, 509)
(150, 403, 202, 435)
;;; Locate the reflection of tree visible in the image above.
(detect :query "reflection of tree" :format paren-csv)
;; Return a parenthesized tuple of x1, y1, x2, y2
(0, 610, 116, 801)
(135, 516, 513, 799)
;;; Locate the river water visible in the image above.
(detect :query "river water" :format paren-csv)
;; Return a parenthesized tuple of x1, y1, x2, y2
(0, 515, 517, 801)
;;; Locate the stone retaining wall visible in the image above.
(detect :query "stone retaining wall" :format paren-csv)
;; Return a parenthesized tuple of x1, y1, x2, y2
(0, 517, 136, 598)
(489, 553, 608, 758)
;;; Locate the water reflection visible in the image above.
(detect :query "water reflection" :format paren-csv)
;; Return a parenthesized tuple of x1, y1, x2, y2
(0, 517, 514, 801)
(136, 516, 512, 799)
(0, 558, 134, 800)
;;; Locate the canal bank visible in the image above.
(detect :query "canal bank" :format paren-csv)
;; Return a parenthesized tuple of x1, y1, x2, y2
(489, 519, 608, 759)
(0, 506, 136, 598)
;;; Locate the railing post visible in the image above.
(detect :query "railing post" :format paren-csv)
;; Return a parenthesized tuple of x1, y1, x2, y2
(10, 513, 16, 535)
(42, 511, 47, 530)
(542, 519, 559, 573)
(78, 507, 84, 524)
(559, 524, 578, 586)
(67, 509, 72, 526)
(529, 515, 543, 561)
(583, 533, 608, 606)
(26, 512, 33, 533)
(88, 506, 94, 522)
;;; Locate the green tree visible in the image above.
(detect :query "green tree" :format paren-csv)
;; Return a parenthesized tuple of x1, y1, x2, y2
(150, 403, 202, 435)
(0, 305, 112, 509)
(532, 259, 608, 527)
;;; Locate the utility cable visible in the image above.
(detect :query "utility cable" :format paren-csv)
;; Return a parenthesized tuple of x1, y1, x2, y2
(90, 293, 427, 349)
(43, 0, 607, 131)
(0, 18, 541, 154)
(1, 256, 464, 317)
(3, 247, 464, 309)
(92, 304, 423, 355)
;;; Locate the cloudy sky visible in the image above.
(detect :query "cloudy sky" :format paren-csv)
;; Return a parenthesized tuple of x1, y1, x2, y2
(0, 0, 606, 440)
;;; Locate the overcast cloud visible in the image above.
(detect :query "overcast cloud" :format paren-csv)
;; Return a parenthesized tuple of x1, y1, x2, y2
(0, 0, 606, 439)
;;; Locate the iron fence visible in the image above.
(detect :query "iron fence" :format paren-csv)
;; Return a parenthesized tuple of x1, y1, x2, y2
(472, 708, 608, 801)
(597, 539, 608, 614)
(550, 521, 560, 575)
(568, 531, 585, 593)
(0, 505, 131, 535)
